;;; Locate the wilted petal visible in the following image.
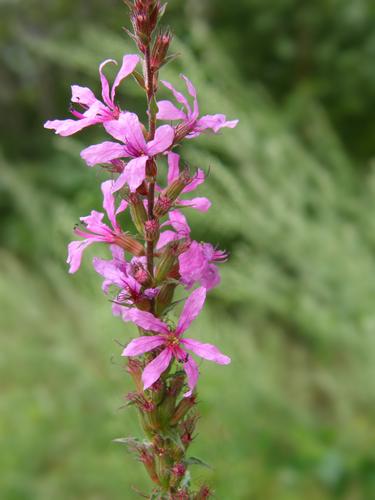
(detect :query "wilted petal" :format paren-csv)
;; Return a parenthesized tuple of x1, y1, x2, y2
(111, 54, 139, 102)
(167, 152, 180, 184)
(182, 355, 199, 397)
(71, 85, 98, 107)
(122, 308, 169, 334)
(147, 125, 175, 156)
(99, 59, 117, 108)
(176, 287, 206, 335)
(67, 239, 95, 274)
(142, 348, 173, 390)
(80, 141, 126, 167)
(122, 335, 165, 357)
(178, 197, 211, 212)
(157, 100, 186, 121)
(182, 338, 231, 365)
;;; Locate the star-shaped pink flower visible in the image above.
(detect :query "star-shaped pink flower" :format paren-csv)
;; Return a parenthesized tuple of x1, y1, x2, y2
(80, 112, 174, 192)
(44, 55, 139, 136)
(121, 287, 230, 396)
(157, 75, 238, 140)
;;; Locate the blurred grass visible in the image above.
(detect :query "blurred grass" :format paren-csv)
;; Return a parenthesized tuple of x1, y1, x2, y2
(1, 6, 375, 500)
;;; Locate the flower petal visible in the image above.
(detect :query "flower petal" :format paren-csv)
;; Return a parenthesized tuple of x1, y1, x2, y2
(92, 256, 125, 291)
(161, 80, 191, 114)
(44, 117, 99, 136)
(99, 59, 117, 108)
(122, 335, 165, 357)
(123, 112, 147, 153)
(156, 230, 177, 250)
(181, 75, 199, 120)
(142, 348, 173, 390)
(182, 169, 205, 193)
(111, 54, 139, 102)
(122, 308, 169, 334)
(101, 180, 117, 228)
(112, 156, 148, 193)
(176, 287, 206, 335)
(182, 338, 231, 365)
(156, 100, 186, 121)
(167, 152, 180, 184)
(182, 355, 199, 397)
(178, 197, 211, 212)
(71, 85, 98, 107)
(103, 113, 128, 142)
(80, 141, 126, 167)
(147, 125, 175, 156)
(195, 114, 239, 134)
(67, 239, 94, 274)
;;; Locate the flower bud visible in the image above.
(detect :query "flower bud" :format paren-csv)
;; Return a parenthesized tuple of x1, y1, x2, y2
(144, 219, 160, 242)
(114, 233, 145, 256)
(151, 30, 172, 71)
(129, 192, 148, 235)
(195, 485, 213, 499)
(154, 170, 191, 217)
(155, 283, 177, 315)
(127, 359, 144, 393)
(138, 447, 159, 484)
(155, 241, 179, 283)
(171, 395, 197, 425)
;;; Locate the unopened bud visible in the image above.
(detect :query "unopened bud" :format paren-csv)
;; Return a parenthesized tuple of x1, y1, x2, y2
(144, 219, 160, 242)
(114, 233, 145, 256)
(127, 359, 144, 393)
(196, 485, 213, 499)
(154, 171, 190, 217)
(155, 283, 177, 315)
(139, 448, 159, 484)
(151, 30, 172, 71)
(129, 192, 148, 235)
(171, 395, 196, 425)
(155, 241, 179, 283)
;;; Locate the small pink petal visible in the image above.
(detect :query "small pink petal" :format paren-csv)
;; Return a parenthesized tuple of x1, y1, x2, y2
(180, 75, 199, 119)
(147, 125, 175, 156)
(80, 141, 126, 167)
(111, 54, 139, 102)
(122, 308, 169, 334)
(44, 118, 99, 136)
(103, 113, 129, 142)
(182, 338, 231, 365)
(122, 335, 165, 357)
(178, 197, 211, 212)
(67, 240, 94, 273)
(99, 59, 117, 108)
(182, 169, 205, 193)
(167, 152, 180, 184)
(156, 100, 186, 121)
(123, 112, 147, 153)
(196, 114, 239, 133)
(156, 230, 177, 250)
(182, 355, 199, 397)
(101, 180, 117, 228)
(142, 348, 173, 390)
(176, 287, 206, 335)
(71, 85, 98, 107)
(161, 80, 191, 114)
(112, 156, 148, 193)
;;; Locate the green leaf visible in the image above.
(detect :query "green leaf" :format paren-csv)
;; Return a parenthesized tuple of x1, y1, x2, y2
(132, 70, 145, 90)
(185, 456, 212, 469)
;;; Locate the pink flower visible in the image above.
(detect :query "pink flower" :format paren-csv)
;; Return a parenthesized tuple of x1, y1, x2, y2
(121, 287, 231, 396)
(179, 241, 228, 290)
(44, 55, 139, 136)
(67, 180, 128, 273)
(93, 245, 158, 312)
(156, 210, 191, 250)
(80, 112, 174, 192)
(163, 152, 211, 212)
(156, 75, 239, 139)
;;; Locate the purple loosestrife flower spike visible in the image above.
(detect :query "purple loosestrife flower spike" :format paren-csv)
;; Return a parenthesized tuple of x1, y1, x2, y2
(121, 287, 231, 396)
(44, 55, 139, 136)
(80, 112, 174, 192)
(157, 75, 239, 140)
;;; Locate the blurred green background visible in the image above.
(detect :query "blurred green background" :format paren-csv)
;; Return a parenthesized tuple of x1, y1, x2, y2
(1, 1, 375, 499)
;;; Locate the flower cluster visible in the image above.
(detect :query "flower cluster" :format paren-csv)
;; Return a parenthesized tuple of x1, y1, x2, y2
(45, 1, 238, 497)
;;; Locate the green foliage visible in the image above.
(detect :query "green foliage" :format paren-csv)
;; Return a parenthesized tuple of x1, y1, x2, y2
(1, 1, 375, 499)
